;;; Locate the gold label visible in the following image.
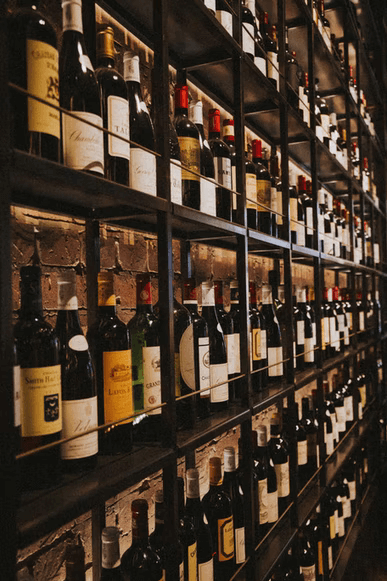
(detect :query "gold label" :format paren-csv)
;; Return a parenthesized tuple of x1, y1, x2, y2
(178, 136, 200, 181)
(27, 39, 60, 138)
(252, 328, 261, 360)
(256, 179, 271, 211)
(188, 542, 197, 581)
(103, 350, 133, 424)
(218, 516, 234, 561)
(21, 364, 62, 437)
(318, 540, 324, 575)
(329, 515, 336, 540)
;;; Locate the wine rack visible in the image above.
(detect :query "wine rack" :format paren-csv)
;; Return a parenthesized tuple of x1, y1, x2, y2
(0, 0, 387, 579)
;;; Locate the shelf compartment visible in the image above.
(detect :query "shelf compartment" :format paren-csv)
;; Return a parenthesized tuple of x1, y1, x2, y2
(171, 203, 245, 245)
(248, 230, 291, 254)
(17, 445, 175, 548)
(252, 382, 294, 416)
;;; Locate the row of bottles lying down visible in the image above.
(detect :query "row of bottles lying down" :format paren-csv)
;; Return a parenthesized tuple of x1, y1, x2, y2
(14, 263, 381, 489)
(61, 414, 372, 581)
(8, 1, 384, 246)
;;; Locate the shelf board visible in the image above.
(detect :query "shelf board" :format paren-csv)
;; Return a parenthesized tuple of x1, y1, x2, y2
(252, 382, 294, 416)
(171, 204, 245, 245)
(17, 445, 175, 548)
(248, 230, 291, 254)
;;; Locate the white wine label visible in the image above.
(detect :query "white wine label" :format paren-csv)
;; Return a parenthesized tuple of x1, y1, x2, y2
(61, 396, 98, 459)
(107, 95, 130, 161)
(348, 480, 356, 501)
(123, 55, 140, 83)
(359, 312, 365, 331)
(345, 395, 353, 421)
(216, 10, 233, 35)
(301, 564, 316, 581)
(298, 440, 308, 466)
(325, 431, 334, 455)
(268, 346, 283, 377)
(199, 338, 210, 396)
(235, 527, 246, 564)
(290, 198, 298, 229)
(316, 125, 324, 142)
(255, 55, 266, 76)
(214, 157, 232, 189)
(328, 545, 333, 570)
(68, 334, 89, 352)
(188, 542, 197, 581)
(297, 221, 306, 247)
(343, 326, 349, 345)
(338, 314, 345, 333)
(204, 0, 216, 11)
(200, 176, 217, 216)
(335, 509, 339, 535)
(304, 337, 314, 363)
(261, 330, 267, 359)
(198, 558, 214, 581)
(13, 365, 21, 428)
(306, 207, 314, 235)
(312, 322, 317, 346)
(130, 148, 157, 196)
(321, 113, 330, 134)
(324, 317, 330, 344)
(180, 324, 195, 390)
(242, 23, 255, 56)
(27, 39, 60, 138)
(335, 407, 346, 433)
(225, 333, 240, 375)
(338, 515, 345, 537)
(143, 345, 162, 415)
(103, 350, 133, 424)
(343, 497, 351, 519)
(62, 111, 104, 174)
(62, 0, 83, 32)
(21, 364, 62, 437)
(258, 478, 268, 524)
(374, 243, 380, 264)
(359, 385, 366, 409)
(246, 173, 257, 209)
(297, 320, 305, 345)
(267, 490, 278, 523)
(210, 362, 228, 403)
(171, 160, 182, 205)
(275, 462, 289, 498)
(267, 51, 279, 86)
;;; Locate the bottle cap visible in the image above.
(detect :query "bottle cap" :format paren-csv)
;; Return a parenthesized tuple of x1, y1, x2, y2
(101, 527, 120, 569)
(186, 468, 200, 498)
(96, 26, 115, 59)
(57, 270, 78, 310)
(209, 457, 222, 485)
(223, 118, 235, 140)
(189, 100, 203, 126)
(223, 447, 236, 472)
(257, 425, 268, 446)
(183, 279, 198, 303)
(123, 51, 140, 83)
(175, 85, 189, 110)
(98, 271, 115, 307)
(209, 108, 221, 134)
(298, 175, 306, 191)
(201, 281, 215, 307)
(252, 139, 262, 159)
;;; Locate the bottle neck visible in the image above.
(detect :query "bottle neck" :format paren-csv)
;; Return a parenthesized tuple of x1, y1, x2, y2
(101, 540, 120, 570)
(20, 285, 43, 317)
(97, 55, 115, 69)
(62, 0, 84, 33)
(97, 304, 117, 318)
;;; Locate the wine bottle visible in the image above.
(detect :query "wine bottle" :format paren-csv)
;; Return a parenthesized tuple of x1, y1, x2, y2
(185, 468, 214, 581)
(173, 294, 195, 430)
(202, 457, 235, 579)
(8, 0, 60, 161)
(127, 274, 161, 441)
(183, 279, 210, 420)
(56, 271, 98, 472)
(123, 52, 157, 196)
(299, 530, 317, 581)
(101, 527, 124, 580)
(312, 388, 333, 458)
(297, 287, 315, 368)
(65, 536, 86, 581)
(222, 119, 237, 218)
(295, 402, 308, 488)
(215, 0, 233, 36)
(260, 13, 279, 88)
(121, 499, 163, 581)
(252, 139, 272, 235)
(189, 100, 216, 216)
(95, 26, 130, 185)
(60, 0, 104, 175)
(241, 0, 256, 60)
(305, 511, 324, 581)
(201, 281, 229, 412)
(294, 288, 306, 372)
(260, 284, 283, 382)
(177, 477, 198, 581)
(226, 281, 242, 400)
(254, 426, 278, 535)
(222, 447, 246, 566)
(14, 265, 62, 489)
(245, 137, 258, 229)
(301, 396, 319, 478)
(249, 282, 267, 393)
(268, 413, 290, 514)
(150, 490, 184, 579)
(208, 108, 232, 221)
(174, 85, 201, 209)
(86, 272, 133, 454)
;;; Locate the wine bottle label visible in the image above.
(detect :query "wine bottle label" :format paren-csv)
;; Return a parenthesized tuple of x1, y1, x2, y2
(214, 157, 232, 189)
(348, 480, 356, 501)
(62, 111, 104, 174)
(258, 478, 268, 524)
(21, 364, 62, 437)
(217, 515, 234, 561)
(242, 23, 255, 56)
(335, 407, 346, 433)
(329, 318, 337, 349)
(321, 113, 330, 134)
(143, 345, 162, 415)
(323, 316, 330, 344)
(257, 180, 271, 211)
(204, 0, 216, 11)
(200, 176, 217, 216)
(334, 509, 339, 535)
(345, 395, 353, 421)
(180, 324, 195, 390)
(179, 560, 184, 581)
(235, 527, 246, 564)
(298, 440, 307, 466)
(198, 558, 214, 581)
(246, 173, 257, 209)
(325, 431, 334, 456)
(103, 350, 133, 424)
(306, 207, 313, 236)
(252, 328, 261, 361)
(225, 333, 240, 374)
(301, 564, 316, 581)
(359, 385, 366, 408)
(267, 346, 283, 377)
(329, 514, 336, 539)
(297, 320, 305, 345)
(62, 0, 83, 32)
(267, 490, 278, 523)
(123, 55, 140, 83)
(328, 545, 333, 570)
(13, 365, 21, 428)
(343, 497, 351, 519)
(199, 337, 210, 396)
(374, 243, 380, 263)
(267, 52, 279, 85)
(178, 137, 200, 182)
(289, 198, 298, 231)
(338, 515, 345, 537)
(359, 311, 365, 331)
(297, 221, 305, 247)
(216, 10, 233, 35)
(107, 95, 130, 160)
(27, 39, 60, 138)
(68, 334, 89, 352)
(316, 124, 324, 142)
(188, 542, 197, 581)
(304, 337, 314, 362)
(275, 462, 289, 497)
(337, 313, 345, 333)
(210, 363, 228, 403)
(130, 148, 157, 196)
(254, 55, 266, 76)
(61, 395, 98, 459)
(261, 330, 267, 358)
(171, 160, 183, 205)
(318, 540, 324, 575)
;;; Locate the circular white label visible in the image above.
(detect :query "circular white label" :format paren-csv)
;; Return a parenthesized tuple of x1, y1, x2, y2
(68, 334, 89, 351)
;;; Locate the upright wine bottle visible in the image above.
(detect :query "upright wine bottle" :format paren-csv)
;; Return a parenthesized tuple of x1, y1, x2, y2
(249, 282, 266, 393)
(208, 108, 232, 221)
(241, 0, 256, 59)
(252, 139, 272, 235)
(222, 119, 237, 219)
(14, 265, 62, 489)
(101, 526, 124, 580)
(226, 281, 242, 400)
(56, 271, 98, 472)
(168, 117, 183, 205)
(95, 26, 130, 185)
(299, 530, 317, 581)
(127, 274, 161, 441)
(177, 477, 197, 581)
(173, 295, 195, 430)
(268, 414, 290, 514)
(87, 272, 133, 454)
(174, 85, 201, 209)
(150, 489, 184, 579)
(254, 426, 278, 535)
(60, 0, 104, 174)
(123, 52, 157, 196)
(65, 536, 86, 581)
(260, 284, 283, 383)
(8, 0, 60, 160)
(222, 447, 246, 567)
(121, 500, 163, 581)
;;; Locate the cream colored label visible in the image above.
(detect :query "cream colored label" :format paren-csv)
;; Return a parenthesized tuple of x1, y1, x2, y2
(210, 362, 228, 403)
(345, 395, 353, 421)
(246, 173, 257, 209)
(275, 462, 289, 497)
(267, 490, 278, 523)
(297, 320, 305, 345)
(242, 23, 255, 55)
(180, 324, 195, 390)
(143, 345, 162, 415)
(107, 95, 130, 160)
(328, 546, 333, 570)
(21, 364, 62, 437)
(198, 559, 213, 581)
(304, 337, 314, 363)
(256, 179, 271, 211)
(298, 440, 307, 465)
(188, 542, 197, 581)
(359, 385, 366, 409)
(290, 197, 298, 228)
(338, 515, 345, 537)
(27, 39, 60, 137)
(68, 334, 89, 352)
(217, 515, 234, 561)
(325, 431, 334, 455)
(103, 350, 133, 424)
(225, 333, 240, 374)
(301, 564, 316, 581)
(62, 111, 104, 174)
(214, 157, 232, 189)
(178, 136, 200, 181)
(200, 176, 216, 216)
(343, 497, 351, 519)
(61, 396, 98, 459)
(235, 527, 245, 564)
(267, 51, 279, 84)
(14, 365, 21, 428)
(258, 478, 268, 524)
(216, 10, 233, 35)
(171, 160, 182, 205)
(268, 346, 283, 377)
(348, 480, 356, 501)
(199, 338, 210, 396)
(336, 407, 346, 433)
(130, 148, 157, 196)
(255, 55, 267, 75)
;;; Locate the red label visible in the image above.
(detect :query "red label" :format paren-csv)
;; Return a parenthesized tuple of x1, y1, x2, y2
(332, 286, 339, 301)
(214, 281, 224, 305)
(184, 282, 197, 301)
(137, 279, 152, 305)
